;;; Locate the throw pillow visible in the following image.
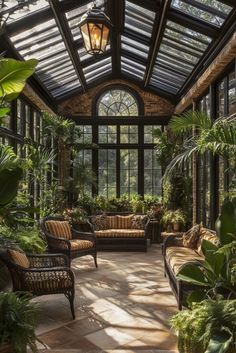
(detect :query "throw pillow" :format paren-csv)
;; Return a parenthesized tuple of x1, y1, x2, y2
(117, 215, 133, 229)
(182, 224, 201, 249)
(90, 214, 108, 230)
(7, 249, 30, 268)
(197, 227, 219, 256)
(131, 215, 148, 230)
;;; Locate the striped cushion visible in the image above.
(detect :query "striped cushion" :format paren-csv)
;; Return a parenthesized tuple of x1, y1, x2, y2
(7, 249, 30, 268)
(106, 216, 118, 229)
(45, 220, 72, 240)
(95, 229, 145, 238)
(116, 215, 133, 229)
(70, 239, 94, 250)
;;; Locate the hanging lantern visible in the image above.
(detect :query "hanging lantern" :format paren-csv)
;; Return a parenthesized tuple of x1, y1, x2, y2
(79, 5, 112, 55)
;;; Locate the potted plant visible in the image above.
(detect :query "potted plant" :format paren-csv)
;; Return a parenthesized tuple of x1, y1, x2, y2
(63, 207, 88, 230)
(161, 209, 186, 232)
(147, 204, 164, 221)
(0, 292, 39, 353)
(171, 299, 236, 353)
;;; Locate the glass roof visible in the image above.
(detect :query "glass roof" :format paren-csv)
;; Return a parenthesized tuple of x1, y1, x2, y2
(3, 0, 235, 102)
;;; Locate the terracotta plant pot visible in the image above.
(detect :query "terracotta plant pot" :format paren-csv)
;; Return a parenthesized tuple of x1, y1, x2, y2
(0, 343, 13, 353)
(172, 222, 180, 232)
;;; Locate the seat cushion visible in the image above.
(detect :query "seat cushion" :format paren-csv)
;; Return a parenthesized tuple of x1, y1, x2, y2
(45, 220, 72, 240)
(70, 239, 94, 250)
(116, 215, 133, 229)
(95, 229, 145, 238)
(166, 246, 202, 275)
(106, 216, 118, 229)
(7, 249, 30, 268)
(90, 214, 108, 230)
(183, 224, 201, 249)
(131, 215, 148, 230)
(196, 228, 218, 256)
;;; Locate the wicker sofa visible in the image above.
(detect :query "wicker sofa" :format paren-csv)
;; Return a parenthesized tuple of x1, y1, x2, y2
(88, 213, 150, 251)
(163, 225, 218, 309)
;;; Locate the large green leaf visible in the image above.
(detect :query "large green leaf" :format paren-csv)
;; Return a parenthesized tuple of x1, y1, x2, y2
(201, 239, 219, 256)
(0, 58, 38, 101)
(215, 199, 236, 245)
(187, 289, 207, 307)
(0, 107, 10, 118)
(203, 252, 225, 278)
(0, 167, 23, 207)
(205, 332, 232, 353)
(177, 264, 210, 287)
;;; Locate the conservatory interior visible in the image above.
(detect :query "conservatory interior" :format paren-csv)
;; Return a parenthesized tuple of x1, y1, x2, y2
(0, 0, 236, 352)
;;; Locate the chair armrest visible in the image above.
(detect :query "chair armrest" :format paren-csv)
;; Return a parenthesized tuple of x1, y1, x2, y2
(72, 229, 96, 243)
(163, 235, 184, 257)
(21, 267, 75, 291)
(27, 253, 69, 268)
(45, 234, 71, 251)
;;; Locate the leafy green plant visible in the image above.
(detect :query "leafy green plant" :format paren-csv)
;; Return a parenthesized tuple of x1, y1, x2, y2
(215, 198, 236, 245)
(171, 299, 236, 353)
(165, 111, 236, 178)
(63, 207, 88, 226)
(0, 58, 37, 123)
(161, 209, 187, 229)
(76, 193, 96, 214)
(177, 239, 236, 304)
(0, 225, 46, 253)
(0, 292, 40, 353)
(0, 145, 23, 209)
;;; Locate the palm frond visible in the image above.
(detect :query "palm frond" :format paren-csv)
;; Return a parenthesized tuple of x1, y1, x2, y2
(169, 110, 213, 134)
(163, 141, 199, 179)
(0, 144, 19, 172)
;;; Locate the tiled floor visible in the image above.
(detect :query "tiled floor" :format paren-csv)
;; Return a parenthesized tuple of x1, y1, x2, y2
(36, 245, 178, 353)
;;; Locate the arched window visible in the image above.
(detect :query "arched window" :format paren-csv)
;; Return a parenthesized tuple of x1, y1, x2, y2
(97, 89, 139, 116)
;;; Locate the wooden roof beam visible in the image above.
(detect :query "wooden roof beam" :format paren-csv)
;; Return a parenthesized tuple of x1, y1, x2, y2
(48, 0, 87, 92)
(144, 0, 171, 87)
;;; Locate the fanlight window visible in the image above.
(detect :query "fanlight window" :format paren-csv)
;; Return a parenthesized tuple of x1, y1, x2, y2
(98, 89, 139, 116)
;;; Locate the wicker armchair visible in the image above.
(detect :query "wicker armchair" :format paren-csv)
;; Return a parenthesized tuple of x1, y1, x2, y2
(40, 216, 97, 267)
(0, 250, 75, 319)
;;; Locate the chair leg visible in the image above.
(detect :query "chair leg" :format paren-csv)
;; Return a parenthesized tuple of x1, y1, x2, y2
(65, 290, 75, 320)
(93, 253, 98, 268)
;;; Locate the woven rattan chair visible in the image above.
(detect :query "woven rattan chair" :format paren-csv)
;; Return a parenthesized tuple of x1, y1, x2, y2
(40, 216, 97, 268)
(0, 250, 75, 319)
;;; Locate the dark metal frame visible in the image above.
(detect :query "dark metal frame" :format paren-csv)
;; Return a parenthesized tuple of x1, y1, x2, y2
(3, 0, 236, 104)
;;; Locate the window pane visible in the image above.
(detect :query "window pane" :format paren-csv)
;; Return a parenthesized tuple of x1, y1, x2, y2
(99, 125, 117, 143)
(120, 149, 138, 195)
(144, 150, 162, 195)
(228, 71, 236, 115)
(120, 125, 138, 144)
(144, 125, 161, 143)
(78, 125, 93, 144)
(217, 80, 225, 117)
(98, 149, 116, 197)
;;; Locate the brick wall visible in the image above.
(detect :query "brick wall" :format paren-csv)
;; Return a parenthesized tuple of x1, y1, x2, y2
(58, 79, 175, 117)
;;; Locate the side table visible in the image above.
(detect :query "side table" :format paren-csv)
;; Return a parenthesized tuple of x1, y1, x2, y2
(148, 220, 162, 244)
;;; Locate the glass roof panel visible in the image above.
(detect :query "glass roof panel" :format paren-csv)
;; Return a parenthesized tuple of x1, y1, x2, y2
(124, 0, 155, 38)
(171, 0, 232, 27)
(121, 56, 145, 80)
(2, 0, 49, 23)
(83, 57, 112, 83)
(121, 35, 149, 59)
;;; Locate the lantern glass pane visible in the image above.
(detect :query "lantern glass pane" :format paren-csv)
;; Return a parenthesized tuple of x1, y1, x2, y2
(89, 22, 103, 52)
(81, 23, 91, 52)
(101, 25, 110, 51)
